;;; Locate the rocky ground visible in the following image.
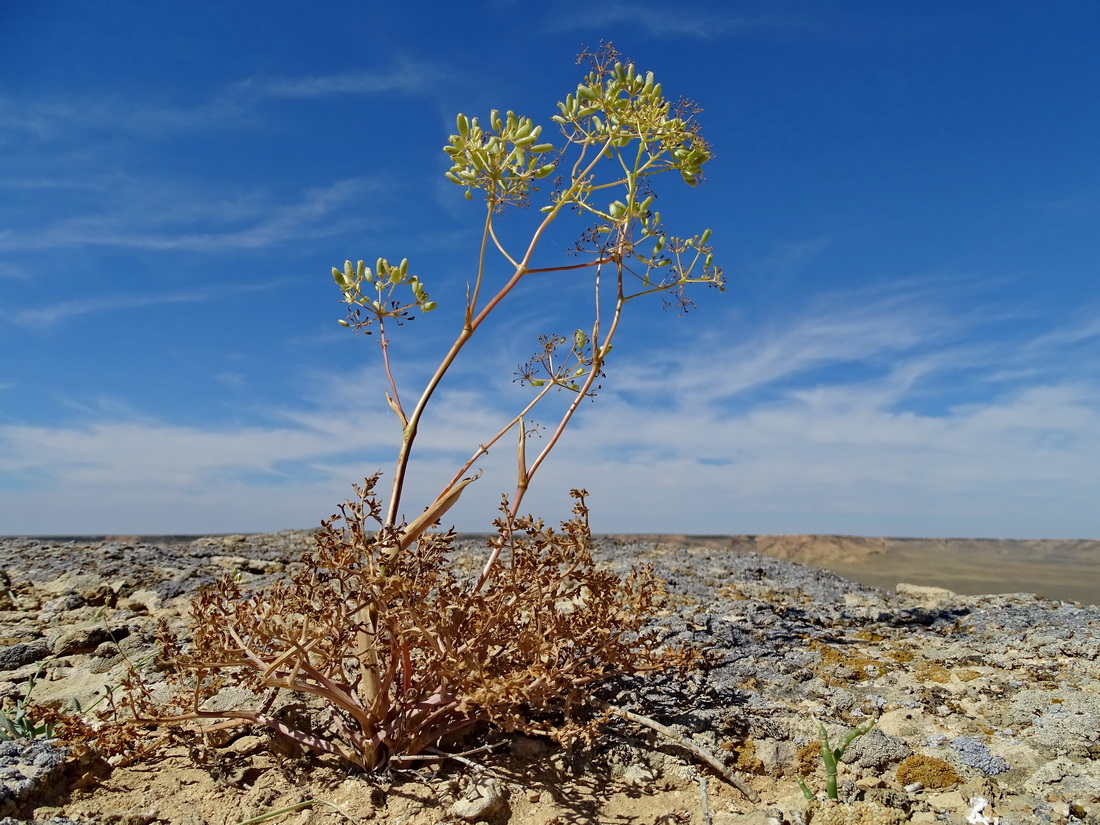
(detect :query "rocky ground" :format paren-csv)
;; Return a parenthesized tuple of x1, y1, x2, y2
(0, 531, 1097, 825)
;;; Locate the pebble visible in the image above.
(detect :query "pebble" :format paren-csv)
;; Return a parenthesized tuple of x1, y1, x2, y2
(449, 776, 507, 822)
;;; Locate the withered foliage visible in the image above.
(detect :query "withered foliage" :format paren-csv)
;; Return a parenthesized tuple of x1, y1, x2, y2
(115, 478, 697, 770)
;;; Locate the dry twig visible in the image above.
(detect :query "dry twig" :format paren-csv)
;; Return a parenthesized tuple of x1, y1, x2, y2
(596, 700, 761, 803)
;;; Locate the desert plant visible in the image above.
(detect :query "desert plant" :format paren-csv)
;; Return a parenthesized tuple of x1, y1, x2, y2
(0, 667, 59, 741)
(332, 41, 721, 548)
(797, 717, 876, 800)
(122, 485, 696, 769)
(114, 43, 723, 772)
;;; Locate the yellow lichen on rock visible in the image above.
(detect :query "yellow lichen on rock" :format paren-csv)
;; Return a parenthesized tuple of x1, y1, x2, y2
(896, 754, 960, 788)
(913, 661, 952, 684)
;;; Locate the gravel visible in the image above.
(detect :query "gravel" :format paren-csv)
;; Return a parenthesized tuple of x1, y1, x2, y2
(0, 531, 1097, 824)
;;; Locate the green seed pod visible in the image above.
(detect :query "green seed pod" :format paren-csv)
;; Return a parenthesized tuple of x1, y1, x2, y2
(530, 142, 554, 153)
(457, 113, 469, 137)
(421, 300, 437, 312)
(705, 253, 714, 269)
(700, 228, 712, 244)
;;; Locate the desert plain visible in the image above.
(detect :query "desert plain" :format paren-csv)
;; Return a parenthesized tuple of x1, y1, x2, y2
(613, 534, 1100, 606)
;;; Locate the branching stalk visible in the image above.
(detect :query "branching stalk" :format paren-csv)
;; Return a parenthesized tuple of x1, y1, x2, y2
(117, 44, 726, 782)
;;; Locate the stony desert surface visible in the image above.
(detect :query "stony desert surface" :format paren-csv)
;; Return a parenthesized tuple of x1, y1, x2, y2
(616, 534, 1100, 607)
(0, 531, 1096, 825)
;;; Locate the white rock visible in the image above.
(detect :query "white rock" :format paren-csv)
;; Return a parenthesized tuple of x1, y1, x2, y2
(896, 583, 958, 603)
(449, 775, 507, 822)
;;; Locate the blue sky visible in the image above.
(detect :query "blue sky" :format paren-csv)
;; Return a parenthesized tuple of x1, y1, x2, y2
(2, 2, 1099, 538)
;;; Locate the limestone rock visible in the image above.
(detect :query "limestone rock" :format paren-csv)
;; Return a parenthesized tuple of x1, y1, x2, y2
(449, 776, 507, 822)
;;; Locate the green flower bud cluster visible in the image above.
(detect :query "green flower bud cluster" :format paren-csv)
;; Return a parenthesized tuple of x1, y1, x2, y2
(332, 258, 436, 329)
(552, 61, 710, 187)
(443, 109, 556, 205)
(604, 192, 657, 223)
(516, 329, 602, 394)
(635, 227, 720, 292)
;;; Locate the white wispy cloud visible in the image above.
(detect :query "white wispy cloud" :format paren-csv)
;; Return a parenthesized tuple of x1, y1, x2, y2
(0, 177, 385, 253)
(0, 261, 26, 280)
(237, 59, 444, 100)
(1024, 313, 1100, 351)
(545, 4, 811, 39)
(4, 278, 298, 328)
(3, 287, 1099, 537)
(0, 60, 445, 144)
(613, 282, 953, 402)
(0, 94, 252, 143)
(757, 236, 835, 279)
